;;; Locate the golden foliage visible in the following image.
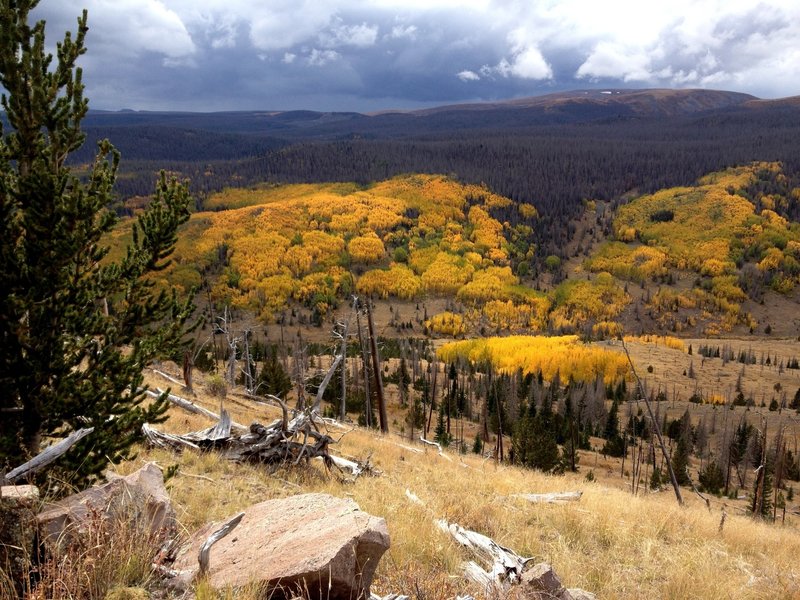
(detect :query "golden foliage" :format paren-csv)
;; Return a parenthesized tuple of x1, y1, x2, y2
(593, 162, 800, 329)
(348, 232, 386, 263)
(356, 264, 423, 299)
(420, 252, 475, 294)
(438, 335, 629, 384)
(623, 334, 685, 351)
(426, 311, 467, 336)
(550, 273, 629, 332)
(146, 174, 527, 320)
(481, 298, 550, 332)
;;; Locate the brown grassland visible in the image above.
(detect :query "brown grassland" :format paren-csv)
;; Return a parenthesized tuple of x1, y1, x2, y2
(91, 357, 800, 599)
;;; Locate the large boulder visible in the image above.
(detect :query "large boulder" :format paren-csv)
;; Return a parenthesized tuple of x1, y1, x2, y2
(37, 463, 175, 547)
(521, 563, 597, 600)
(171, 493, 390, 600)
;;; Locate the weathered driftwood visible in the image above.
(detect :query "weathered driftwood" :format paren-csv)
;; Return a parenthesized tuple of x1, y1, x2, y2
(419, 436, 453, 462)
(143, 388, 248, 433)
(152, 368, 185, 387)
(405, 489, 424, 506)
(198, 511, 244, 576)
(513, 491, 583, 505)
(143, 355, 374, 477)
(3, 427, 94, 484)
(143, 423, 201, 451)
(436, 519, 533, 588)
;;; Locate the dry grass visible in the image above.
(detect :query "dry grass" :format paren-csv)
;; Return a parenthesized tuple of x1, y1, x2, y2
(20, 507, 161, 600)
(103, 366, 800, 599)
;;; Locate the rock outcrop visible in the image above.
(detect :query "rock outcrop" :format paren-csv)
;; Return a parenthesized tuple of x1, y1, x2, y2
(522, 562, 597, 600)
(172, 492, 390, 599)
(37, 462, 175, 546)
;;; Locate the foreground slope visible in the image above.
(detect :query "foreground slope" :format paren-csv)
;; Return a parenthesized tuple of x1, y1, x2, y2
(111, 366, 800, 600)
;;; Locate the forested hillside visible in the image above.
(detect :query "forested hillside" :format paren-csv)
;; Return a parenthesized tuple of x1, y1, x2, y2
(82, 91, 800, 266)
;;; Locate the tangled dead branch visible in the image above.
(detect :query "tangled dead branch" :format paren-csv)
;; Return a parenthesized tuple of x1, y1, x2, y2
(142, 354, 378, 479)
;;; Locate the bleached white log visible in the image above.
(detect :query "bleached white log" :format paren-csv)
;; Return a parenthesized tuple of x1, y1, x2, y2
(513, 491, 583, 504)
(198, 511, 245, 576)
(405, 489, 424, 505)
(142, 423, 201, 452)
(4, 427, 94, 483)
(152, 368, 184, 387)
(419, 436, 453, 462)
(436, 519, 533, 588)
(145, 388, 248, 433)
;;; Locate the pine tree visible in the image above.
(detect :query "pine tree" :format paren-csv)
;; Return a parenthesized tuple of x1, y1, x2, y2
(671, 432, 692, 486)
(751, 446, 774, 520)
(256, 345, 292, 398)
(698, 459, 725, 495)
(602, 399, 625, 457)
(397, 357, 411, 407)
(0, 2, 194, 492)
(472, 432, 483, 454)
(434, 400, 449, 447)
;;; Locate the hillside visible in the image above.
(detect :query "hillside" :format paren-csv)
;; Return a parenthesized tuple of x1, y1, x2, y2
(130, 162, 800, 342)
(91, 363, 800, 600)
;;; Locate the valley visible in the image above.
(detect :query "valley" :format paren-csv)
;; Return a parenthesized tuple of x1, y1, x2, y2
(9, 86, 800, 600)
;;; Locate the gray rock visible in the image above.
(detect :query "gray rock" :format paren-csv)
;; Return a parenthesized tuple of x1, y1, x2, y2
(522, 562, 565, 597)
(37, 463, 175, 547)
(172, 493, 390, 600)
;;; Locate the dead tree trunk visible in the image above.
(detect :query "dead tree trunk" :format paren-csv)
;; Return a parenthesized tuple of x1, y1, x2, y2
(356, 303, 372, 428)
(622, 342, 683, 506)
(183, 350, 194, 393)
(367, 301, 388, 433)
(426, 356, 438, 437)
(339, 300, 355, 422)
(293, 335, 306, 411)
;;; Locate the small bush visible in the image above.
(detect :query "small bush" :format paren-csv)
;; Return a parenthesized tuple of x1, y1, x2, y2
(206, 374, 227, 398)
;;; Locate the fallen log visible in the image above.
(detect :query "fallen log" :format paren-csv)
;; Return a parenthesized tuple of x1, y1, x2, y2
(4, 427, 94, 484)
(513, 491, 583, 504)
(419, 436, 453, 462)
(152, 368, 185, 387)
(436, 519, 533, 588)
(142, 424, 201, 452)
(142, 355, 370, 476)
(143, 388, 248, 433)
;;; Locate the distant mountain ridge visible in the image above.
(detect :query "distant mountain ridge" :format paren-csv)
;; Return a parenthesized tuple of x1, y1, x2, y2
(407, 88, 758, 117)
(83, 88, 778, 138)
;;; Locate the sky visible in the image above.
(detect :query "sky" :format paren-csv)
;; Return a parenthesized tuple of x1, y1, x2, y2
(33, 0, 800, 113)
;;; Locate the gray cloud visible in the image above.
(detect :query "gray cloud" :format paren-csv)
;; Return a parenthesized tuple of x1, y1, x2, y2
(30, 1, 800, 112)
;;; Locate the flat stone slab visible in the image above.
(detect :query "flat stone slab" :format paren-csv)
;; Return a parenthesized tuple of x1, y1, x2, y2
(172, 493, 390, 599)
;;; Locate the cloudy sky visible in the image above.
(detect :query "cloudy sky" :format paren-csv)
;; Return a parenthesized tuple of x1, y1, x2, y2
(33, 0, 800, 112)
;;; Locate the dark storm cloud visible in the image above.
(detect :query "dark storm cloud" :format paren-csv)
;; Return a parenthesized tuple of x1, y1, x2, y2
(31, 1, 800, 112)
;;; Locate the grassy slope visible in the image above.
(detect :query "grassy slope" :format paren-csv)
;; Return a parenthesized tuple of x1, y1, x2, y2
(114, 365, 800, 600)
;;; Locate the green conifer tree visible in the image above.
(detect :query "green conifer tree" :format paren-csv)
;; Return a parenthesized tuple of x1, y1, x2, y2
(472, 431, 483, 454)
(698, 459, 725, 495)
(434, 400, 449, 447)
(256, 345, 292, 398)
(0, 1, 194, 492)
(602, 399, 625, 457)
(671, 432, 692, 486)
